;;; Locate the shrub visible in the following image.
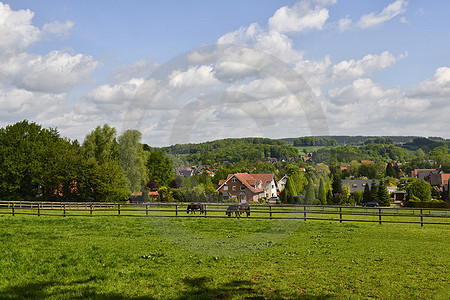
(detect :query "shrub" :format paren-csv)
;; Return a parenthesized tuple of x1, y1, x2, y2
(406, 200, 449, 208)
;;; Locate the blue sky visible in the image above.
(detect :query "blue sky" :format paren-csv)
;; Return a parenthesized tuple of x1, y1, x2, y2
(1, 0, 449, 145)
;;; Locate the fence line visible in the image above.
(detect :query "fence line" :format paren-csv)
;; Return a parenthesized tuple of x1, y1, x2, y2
(0, 201, 449, 227)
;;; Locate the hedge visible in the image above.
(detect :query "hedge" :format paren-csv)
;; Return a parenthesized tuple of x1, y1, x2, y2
(406, 200, 449, 208)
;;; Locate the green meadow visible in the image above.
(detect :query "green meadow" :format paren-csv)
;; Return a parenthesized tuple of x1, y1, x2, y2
(0, 214, 448, 299)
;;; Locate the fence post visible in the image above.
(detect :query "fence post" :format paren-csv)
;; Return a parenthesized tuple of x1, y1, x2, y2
(303, 206, 307, 221)
(420, 209, 423, 227)
(118, 204, 121, 215)
(175, 205, 178, 216)
(38, 203, 40, 216)
(12, 203, 14, 216)
(90, 204, 93, 216)
(339, 207, 342, 223)
(63, 204, 66, 217)
(378, 207, 382, 225)
(146, 204, 148, 216)
(269, 205, 272, 219)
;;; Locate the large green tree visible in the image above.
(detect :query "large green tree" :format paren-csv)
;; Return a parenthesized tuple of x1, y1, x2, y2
(0, 121, 60, 200)
(118, 130, 148, 194)
(304, 177, 316, 204)
(377, 180, 391, 206)
(369, 180, 378, 203)
(146, 151, 174, 187)
(407, 179, 432, 202)
(83, 124, 119, 164)
(317, 178, 327, 205)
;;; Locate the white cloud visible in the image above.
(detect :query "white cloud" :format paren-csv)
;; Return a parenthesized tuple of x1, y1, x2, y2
(399, 16, 409, 24)
(42, 20, 74, 38)
(338, 17, 352, 32)
(408, 67, 450, 101)
(268, 0, 334, 33)
(0, 50, 99, 93)
(0, 2, 40, 53)
(331, 51, 401, 82)
(87, 78, 144, 104)
(0, 85, 65, 121)
(109, 58, 158, 84)
(217, 23, 261, 45)
(168, 65, 219, 88)
(357, 0, 408, 28)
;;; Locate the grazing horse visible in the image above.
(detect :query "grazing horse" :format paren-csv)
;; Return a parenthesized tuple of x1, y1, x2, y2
(226, 204, 250, 217)
(186, 202, 206, 214)
(240, 203, 251, 217)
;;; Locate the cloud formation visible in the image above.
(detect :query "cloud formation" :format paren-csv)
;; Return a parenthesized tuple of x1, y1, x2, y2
(357, 0, 408, 28)
(268, 0, 335, 33)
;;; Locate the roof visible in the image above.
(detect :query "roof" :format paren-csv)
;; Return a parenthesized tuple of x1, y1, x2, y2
(217, 173, 275, 194)
(342, 179, 381, 193)
(411, 168, 437, 178)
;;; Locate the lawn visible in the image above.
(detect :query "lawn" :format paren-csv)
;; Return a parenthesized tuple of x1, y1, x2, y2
(0, 214, 449, 299)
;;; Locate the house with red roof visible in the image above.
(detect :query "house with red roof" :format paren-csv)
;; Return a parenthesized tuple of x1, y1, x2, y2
(217, 173, 277, 203)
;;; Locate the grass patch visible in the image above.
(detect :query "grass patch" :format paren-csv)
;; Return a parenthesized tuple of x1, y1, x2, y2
(0, 214, 449, 299)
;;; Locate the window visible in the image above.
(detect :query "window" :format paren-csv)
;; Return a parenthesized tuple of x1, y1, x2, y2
(232, 177, 237, 182)
(224, 186, 228, 191)
(240, 186, 245, 190)
(232, 186, 236, 191)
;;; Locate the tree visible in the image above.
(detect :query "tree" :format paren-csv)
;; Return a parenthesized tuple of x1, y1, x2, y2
(353, 190, 363, 205)
(377, 180, 391, 206)
(318, 178, 327, 205)
(280, 176, 298, 203)
(407, 179, 432, 202)
(304, 177, 316, 204)
(385, 162, 396, 178)
(118, 130, 148, 194)
(326, 189, 333, 205)
(41, 139, 95, 202)
(146, 151, 174, 187)
(362, 183, 370, 203)
(91, 160, 129, 202)
(331, 174, 343, 195)
(0, 121, 60, 200)
(369, 180, 378, 203)
(83, 124, 119, 164)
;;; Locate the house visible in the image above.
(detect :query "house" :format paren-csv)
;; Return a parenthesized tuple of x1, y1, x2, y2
(217, 173, 277, 203)
(174, 167, 194, 177)
(277, 175, 289, 193)
(411, 169, 439, 180)
(342, 179, 381, 193)
(428, 173, 450, 187)
(130, 191, 159, 202)
(361, 160, 375, 164)
(198, 170, 215, 176)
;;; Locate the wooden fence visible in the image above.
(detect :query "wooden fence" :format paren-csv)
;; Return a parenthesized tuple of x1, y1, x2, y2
(0, 201, 449, 227)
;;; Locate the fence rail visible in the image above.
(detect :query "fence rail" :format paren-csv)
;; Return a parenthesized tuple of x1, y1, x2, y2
(0, 201, 449, 226)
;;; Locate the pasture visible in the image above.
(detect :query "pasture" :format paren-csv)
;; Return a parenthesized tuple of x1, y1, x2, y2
(0, 213, 449, 299)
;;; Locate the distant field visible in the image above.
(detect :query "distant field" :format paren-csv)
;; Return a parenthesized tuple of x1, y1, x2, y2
(295, 146, 327, 156)
(0, 215, 448, 299)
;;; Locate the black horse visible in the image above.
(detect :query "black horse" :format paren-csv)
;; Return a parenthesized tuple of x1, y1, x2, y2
(240, 203, 251, 217)
(186, 202, 206, 214)
(226, 204, 250, 217)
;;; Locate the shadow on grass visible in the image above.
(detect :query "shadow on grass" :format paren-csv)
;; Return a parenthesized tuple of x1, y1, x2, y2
(0, 278, 156, 300)
(177, 276, 335, 299)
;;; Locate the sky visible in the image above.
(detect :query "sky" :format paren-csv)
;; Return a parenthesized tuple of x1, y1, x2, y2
(1, 0, 449, 146)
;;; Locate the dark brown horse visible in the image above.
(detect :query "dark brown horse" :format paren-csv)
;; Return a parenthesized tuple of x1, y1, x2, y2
(226, 204, 250, 217)
(186, 203, 206, 214)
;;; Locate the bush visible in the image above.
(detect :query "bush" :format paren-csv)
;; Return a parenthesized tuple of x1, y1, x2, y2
(406, 200, 449, 208)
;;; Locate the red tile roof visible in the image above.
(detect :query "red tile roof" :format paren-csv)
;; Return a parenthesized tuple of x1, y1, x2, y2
(217, 173, 275, 194)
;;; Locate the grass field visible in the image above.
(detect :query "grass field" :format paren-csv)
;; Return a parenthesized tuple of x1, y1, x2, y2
(0, 214, 449, 299)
